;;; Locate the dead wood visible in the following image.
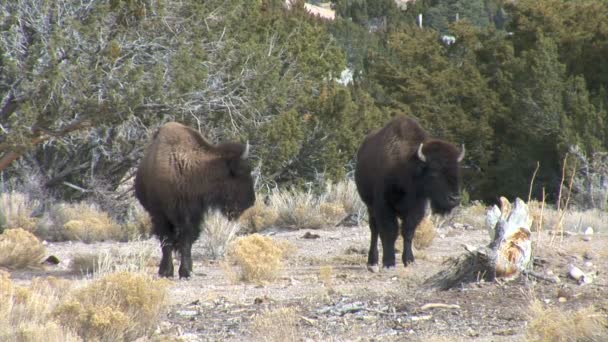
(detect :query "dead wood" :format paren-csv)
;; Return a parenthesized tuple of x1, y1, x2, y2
(425, 197, 533, 290)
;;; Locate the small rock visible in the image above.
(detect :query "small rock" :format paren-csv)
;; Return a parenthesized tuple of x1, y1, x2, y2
(583, 226, 594, 235)
(302, 232, 320, 239)
(582, 236, 591, 242)
(176, 310, 198, 317)
(583, 251, 595, 260)
(568, 265, 585, 281)
(43, 255, 60, 265)
(557, 286, 573, 300)
(584, 261, 593, 268)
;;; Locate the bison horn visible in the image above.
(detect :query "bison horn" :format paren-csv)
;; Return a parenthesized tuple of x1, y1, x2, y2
(457, 144, 465, 162)
(241, 141, 250, 159)
(417, 143, 426, 162)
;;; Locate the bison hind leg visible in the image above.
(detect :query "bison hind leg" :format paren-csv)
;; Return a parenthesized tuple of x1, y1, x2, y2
(366, 209, 380, 272)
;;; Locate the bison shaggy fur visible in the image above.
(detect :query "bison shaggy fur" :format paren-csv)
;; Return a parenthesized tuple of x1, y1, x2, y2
(134, 122, 255, 278)
(354, 116, 464, 271)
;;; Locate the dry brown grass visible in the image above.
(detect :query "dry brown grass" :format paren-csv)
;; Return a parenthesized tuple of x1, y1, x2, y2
(0, 271, 79, 342)
(0, 192, 39, 233)
(453, 201, 488, 230)
(200, 210, 243, 259)
(270, 189, 328, 229)
(323, 179, 366, 220)
(70, 254, 101, 275)
(319, 265, 333, 287)
(526, 300, 608, 341)
(239, 200, 279, 233)
(227, 234, 295, 284)
(0, 228, 46, 270)
(53, 272, 170, 341)
(240, 182, 366, 231)
(413, 215, 437, 250)
(250, 307, 299, 342)
(122, 202, 152, 240)
(37, 202, 123, 243)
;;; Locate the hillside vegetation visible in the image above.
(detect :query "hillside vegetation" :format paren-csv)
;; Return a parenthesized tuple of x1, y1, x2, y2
(1, 0, 608, 210)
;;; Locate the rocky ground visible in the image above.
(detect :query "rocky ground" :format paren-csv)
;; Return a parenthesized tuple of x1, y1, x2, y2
(9, 218, 608, 341)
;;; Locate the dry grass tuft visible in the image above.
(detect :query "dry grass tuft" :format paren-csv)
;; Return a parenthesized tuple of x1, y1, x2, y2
(526, 300, 608, 341)
(53, 272, 170, 341)
(200, 210, 242, 259)
(37, 202, 123, 242)
(70, 254, 101, 275)
(239, 200, 279, 233)
(0, 271, 79, 342)
(0, 228, 46, 270)
(94, 241, 156, 276)
(122, 202, 152, 240)
(0, 192, 39, 233)
(453, 201, 488, 230)
(240, 182, 366, 231)
(323, 179, 366, 220)
(251, 307, 299, 342)
(227, 234, 294, 284)
(319, 265, 333, 287)
(413, 216, 437, 250)
(270, 190, 328, 229)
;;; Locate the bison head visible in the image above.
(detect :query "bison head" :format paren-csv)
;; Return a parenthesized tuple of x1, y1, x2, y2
(222, 142, 256, 219)
(416, 141, 465, 214)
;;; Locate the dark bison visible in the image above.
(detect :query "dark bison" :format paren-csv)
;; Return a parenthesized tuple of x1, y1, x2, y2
(134, 122, 255, 278)
(355, 116, 464, 271)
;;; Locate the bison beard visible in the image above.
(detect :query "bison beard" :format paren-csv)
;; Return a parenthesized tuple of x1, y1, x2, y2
(355, 116, 464, 271)
(134, 122, 255, 278)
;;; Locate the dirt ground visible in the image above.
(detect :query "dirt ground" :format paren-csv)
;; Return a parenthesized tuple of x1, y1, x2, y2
(9, 219, 608, 342)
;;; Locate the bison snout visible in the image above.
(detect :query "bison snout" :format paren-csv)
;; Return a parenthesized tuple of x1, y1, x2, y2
(448, 194, 461, 205)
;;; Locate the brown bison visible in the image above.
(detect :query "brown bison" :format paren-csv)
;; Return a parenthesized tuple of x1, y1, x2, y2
(354, 116, 464, 271)
(134, 122, 255, 278)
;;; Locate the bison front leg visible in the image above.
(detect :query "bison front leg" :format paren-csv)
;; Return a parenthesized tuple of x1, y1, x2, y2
(178, 241, 193, 279)
(159, 242, 175, 277)
(400, 203, 426, 266)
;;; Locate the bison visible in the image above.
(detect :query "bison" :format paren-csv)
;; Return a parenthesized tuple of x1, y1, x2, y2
(134, 122, 255, 278)
(354, 116, 464, 271)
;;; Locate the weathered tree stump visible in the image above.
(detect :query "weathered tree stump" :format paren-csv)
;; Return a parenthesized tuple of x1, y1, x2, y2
(425, 197, 533, 290)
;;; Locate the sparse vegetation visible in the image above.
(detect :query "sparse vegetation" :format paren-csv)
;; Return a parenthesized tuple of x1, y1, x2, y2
(319, 265, 333, 288)
(36, 202, 122, 243)
(227, 234, 294, 284)
(239, 200, 280, 233)
(0, 192, 39, 233)
(200, 210, 242, 259)
(526, 300, 608, 341)
(240, 181, 365, 232)
(70, 254, 101, 275)
(0, 271, 79, 342)
(251, 307, 299, 342)
(53, 272, 169, 341)
(413, 216, 437, 250)
(0, 228, 46, 270)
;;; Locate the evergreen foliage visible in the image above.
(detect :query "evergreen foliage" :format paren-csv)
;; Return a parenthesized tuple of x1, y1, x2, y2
(1, 0, 608, 208)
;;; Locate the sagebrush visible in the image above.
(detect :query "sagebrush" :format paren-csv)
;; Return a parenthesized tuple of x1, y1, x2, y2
(0, 228, 46, 270)
(53, 272, 169, 341)
(227, 234, 294, 283)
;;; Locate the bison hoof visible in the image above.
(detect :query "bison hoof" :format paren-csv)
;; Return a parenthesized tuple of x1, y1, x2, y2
(382, 265, 397, 272)
(367, 264, 380, 273)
